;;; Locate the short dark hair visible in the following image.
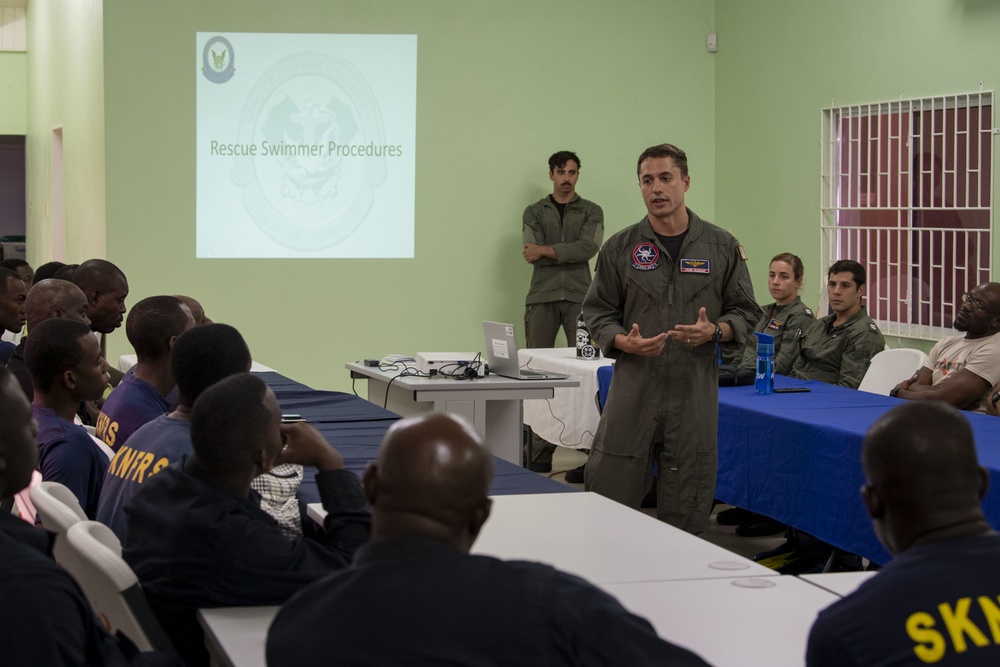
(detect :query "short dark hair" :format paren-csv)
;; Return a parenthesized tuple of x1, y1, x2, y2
(190, 373, 271, 468)
(548, 151, 581, 172)
(126, 296, 190, 362)
(636, 143, 688, 178)
(71, 259, 126, 293)
(0, 259, 29, 272)
(33, 261, 66, 283)
(771, 253, 805, 282)
(828, 259, 866, 288)
(0, 267, 21, 294)
(52, 264, 79, 281)
(24, 318, 93, 393)
(171, 324, 252, 407)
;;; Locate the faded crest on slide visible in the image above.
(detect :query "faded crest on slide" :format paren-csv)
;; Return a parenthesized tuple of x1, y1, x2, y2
(231, 50, 387, 251)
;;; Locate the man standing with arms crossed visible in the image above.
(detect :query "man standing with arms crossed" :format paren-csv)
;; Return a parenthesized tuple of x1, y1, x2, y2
(522, 150, 604, 472)
(583, 143, 759, 535)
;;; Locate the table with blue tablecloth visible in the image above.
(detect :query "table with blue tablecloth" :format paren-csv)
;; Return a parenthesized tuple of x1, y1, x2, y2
(716, 375, 1000, 564)
(255, 372, 573, 505)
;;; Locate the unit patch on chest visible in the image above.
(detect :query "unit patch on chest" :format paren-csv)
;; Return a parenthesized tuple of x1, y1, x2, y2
(632, 243, 660, 271)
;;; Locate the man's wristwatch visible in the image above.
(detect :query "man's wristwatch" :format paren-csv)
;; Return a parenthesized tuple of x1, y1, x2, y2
(713, 323, 723, 343)
(889, 387, 901, 398)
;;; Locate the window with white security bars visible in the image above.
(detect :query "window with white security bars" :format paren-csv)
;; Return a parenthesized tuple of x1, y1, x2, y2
(820, 91, 994, 341)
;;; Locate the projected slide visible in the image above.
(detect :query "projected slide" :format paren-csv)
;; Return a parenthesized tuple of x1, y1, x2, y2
(196, 32, 416, 258)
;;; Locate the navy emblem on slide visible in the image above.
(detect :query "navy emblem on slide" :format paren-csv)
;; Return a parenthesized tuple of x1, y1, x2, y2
(230, 50, 387, 251)
(202, 36, 235, 84)
(632, 243, 660, 271)
(680, 258, 710, 274)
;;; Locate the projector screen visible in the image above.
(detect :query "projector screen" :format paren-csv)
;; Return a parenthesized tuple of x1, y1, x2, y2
(196, 32, 417, 258)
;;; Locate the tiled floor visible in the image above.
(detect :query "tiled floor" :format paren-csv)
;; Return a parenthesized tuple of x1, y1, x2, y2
(545, 446, 786, 562)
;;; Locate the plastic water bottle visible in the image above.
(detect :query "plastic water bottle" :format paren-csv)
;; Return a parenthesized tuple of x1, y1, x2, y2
(576, 312, 601, 359)
(754, 331, 774, 395)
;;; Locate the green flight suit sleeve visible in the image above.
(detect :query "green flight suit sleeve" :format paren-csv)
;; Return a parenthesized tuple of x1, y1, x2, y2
(550, 203, 604, 265)
(523, 201, 603, 267)
(715, 241, 761, 348)
(836, 322, 886, 389)
(582, 244, 629, 359)
(522, 204, 546, 245)
(773, 305, 815, 376)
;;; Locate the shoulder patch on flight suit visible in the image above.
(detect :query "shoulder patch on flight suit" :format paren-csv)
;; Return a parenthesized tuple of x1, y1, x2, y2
(804, 307, 814, 316)
(632, 243, 660, 271)
(738, 245, 748, 261)
(680, 259, 710, 274)
(869, 323, 878, 331)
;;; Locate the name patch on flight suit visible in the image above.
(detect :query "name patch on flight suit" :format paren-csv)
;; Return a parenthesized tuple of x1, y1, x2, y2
(680, 259, 710, 274)
(765, 318, 784, 331)
(568, 206, 584, 214)
(632, 243, 660, 270)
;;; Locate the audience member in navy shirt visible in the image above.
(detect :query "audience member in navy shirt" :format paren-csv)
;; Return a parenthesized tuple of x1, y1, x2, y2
(95, 295, 194, 452)
(6, 278, 92, 400)
(125, 373, 371, 666)
(0, 367, 180, 666)
(72, 258, 128, 337)
(26, 318, 110, 518)
(98, 323, 251, 541)
(807, 402, 1000, 666)
(267, 413, 710, 667)
(0, 266, 27, 364)
(0, 257, 34, 291)
(72, 259, 129, 397)
(174, 294, 212, 326)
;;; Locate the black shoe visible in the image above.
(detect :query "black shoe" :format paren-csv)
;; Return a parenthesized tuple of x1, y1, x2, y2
(528, 461, 552, 473)
(564, 464, 585, 483)
(735, 517, 786, 537)
(716, 507, 753, 526)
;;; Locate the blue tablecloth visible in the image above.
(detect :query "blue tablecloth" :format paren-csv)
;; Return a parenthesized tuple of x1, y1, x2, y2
(257, 372, 573, 504)
(716, 375, 1000, 564)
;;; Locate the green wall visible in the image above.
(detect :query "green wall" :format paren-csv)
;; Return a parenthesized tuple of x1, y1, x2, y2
(714, 0, 1000, 352)
(40, 0, 998, 383)
(25, 0, 106, 264)
(0, 51, 26, 134)
(102, 0, 718, 390)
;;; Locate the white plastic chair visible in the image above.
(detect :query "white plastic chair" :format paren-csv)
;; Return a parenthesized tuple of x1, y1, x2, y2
(85, 429, 116, 461)
(29, 480, 87, 567)
(65, 520, 175, 653)
(858, 348, 930, 396)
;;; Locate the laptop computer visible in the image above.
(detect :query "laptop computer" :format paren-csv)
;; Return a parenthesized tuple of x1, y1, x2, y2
(482, 321, 570, 380)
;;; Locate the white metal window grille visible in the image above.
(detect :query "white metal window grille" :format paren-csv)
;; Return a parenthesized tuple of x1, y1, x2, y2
(821, 91, 994, 341)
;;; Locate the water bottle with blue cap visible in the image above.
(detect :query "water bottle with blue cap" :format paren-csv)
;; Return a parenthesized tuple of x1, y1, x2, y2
(754, 331, 774, 395)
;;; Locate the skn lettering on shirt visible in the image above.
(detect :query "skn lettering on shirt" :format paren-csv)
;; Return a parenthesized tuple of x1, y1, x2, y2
(107, 446, 169, 484)
(934, 357, 967, 377)
(906, 595, 1000, 663)
(94, 411, 119, 448)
